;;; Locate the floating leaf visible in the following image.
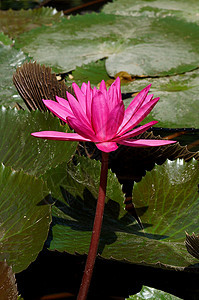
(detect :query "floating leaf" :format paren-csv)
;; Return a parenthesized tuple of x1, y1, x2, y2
(0, 7, 63, 38)
(102, 0, 199, 25)
(0, 261, 18, 300)
(122, 69, 199, 128)
(0, 38, 28, 107)
(14, 12, 199, 76)
(0, 107, 77, 176)
(45, 156, 199, 269)
(0, 163, 51, 273)
(128, 285, 181, 300)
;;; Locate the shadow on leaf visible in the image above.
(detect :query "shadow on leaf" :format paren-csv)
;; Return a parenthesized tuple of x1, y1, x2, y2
(48, 186, 169, 254)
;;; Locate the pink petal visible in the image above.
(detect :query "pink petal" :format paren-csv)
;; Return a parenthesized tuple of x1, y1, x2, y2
(31, 131, 90, 141)
(107, 78, 122, 111)
(142, 94, 153, 106)
(106, 101, 125, 139)
(72, 82, 84, 99)
(99, 80, 107, 96)
(67, 116, 97, 141)
(43, 100, 74, 123)
(91, 90, 109, 140)
(81, 82, 88, 95)
(55, 96, 71, 110)
(67, 91, 90, 127)
(72, 82, 86, 112)
(107, 84, 117, 110)
(113, 121, 158, 141)
(92, 86, 97, 96)
(118, 97, 159, 136)
(119, 84, 151, 130)
(85, 81, 92, 122)
(112, 77, 122, 101)
(118, 139, 176, 147)
(95, 141, 118, 152)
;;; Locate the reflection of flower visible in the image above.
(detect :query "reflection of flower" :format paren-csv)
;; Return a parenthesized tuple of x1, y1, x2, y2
(32, 78, 176, 152)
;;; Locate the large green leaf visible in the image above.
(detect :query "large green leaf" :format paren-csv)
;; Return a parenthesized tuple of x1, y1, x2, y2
(45, 156, 199, 269)
(122, 69, 199, 128)
(0, 163, 51, 273)
(102, 0, 199, 24)
(0, 107, 77, 176)
(127, 285, 181, 300)
(14, 13, 113, 73)
(104, 15, 199, 77)
(0, 7, 63, 38)
(0, 34, 28, 107)
(14, 12, 199, 76)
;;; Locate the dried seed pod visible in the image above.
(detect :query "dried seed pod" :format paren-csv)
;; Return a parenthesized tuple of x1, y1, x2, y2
(185, 232, 199, 260)
(13, 61, 74, 112)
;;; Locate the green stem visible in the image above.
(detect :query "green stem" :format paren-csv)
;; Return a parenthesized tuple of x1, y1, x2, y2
(77, 151, 109, 300)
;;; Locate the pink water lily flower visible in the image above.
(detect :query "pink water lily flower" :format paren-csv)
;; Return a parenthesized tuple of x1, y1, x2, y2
(31, 78, 176, 152)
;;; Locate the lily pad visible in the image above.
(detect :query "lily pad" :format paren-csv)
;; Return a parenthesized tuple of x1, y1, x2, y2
(14, 12, 199, 76)
(102, 0, 199, 24)
(45, 156, 199, 269)
(0, 7, 63, 39)
(0, 36, 28, 107)
(128, 285, 181, 300)
(14, 13, 119, 73)
(122, 69, 199, 128)
(0, 107, 77, 176)
(0, 163, 51, 273)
